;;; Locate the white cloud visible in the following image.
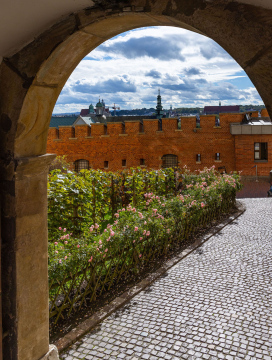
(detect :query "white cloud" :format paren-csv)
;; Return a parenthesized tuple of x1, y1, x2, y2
(53, 26, 263, 113)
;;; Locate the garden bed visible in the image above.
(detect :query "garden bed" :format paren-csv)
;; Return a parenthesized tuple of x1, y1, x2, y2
(48, 166, 242, 339)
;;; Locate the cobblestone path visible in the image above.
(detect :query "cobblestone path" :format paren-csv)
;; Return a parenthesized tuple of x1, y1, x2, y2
(61, 199, 272, 360)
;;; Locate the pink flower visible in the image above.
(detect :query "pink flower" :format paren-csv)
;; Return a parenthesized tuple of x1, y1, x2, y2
(201, 202, 205, 208)
(167, 229, 170, 234)
(55, 250, 58, 254)
(54, 242, 58, 245)
(104, 229, 107, 232)
(140, 237, 143, 240)
(64, 241, 68, 245)
(105, 248, 108, 253)
(143, 230, 146, 235)
(134, 226, 139, 232)
(110, 231, 115, 236)
(90, 227, 94, 232)
(133, 240, 136, 243)
(88, 256, 93, 262)
(94, 223, 99, 229)
(146, 231, 150, 236)
(64, 256, 67, 260)
(58, 227, 62, 230)
(103, 254, 106, 258)
(66, 234, 70, 239)
(144, 221, 147, 225)
(139, 254, 142, 258)
(59, 259, 62, 263)
(63, 228, 66, 232)
(99, 240, 102, 244)
(115, 213, 119, 218)
(77, 244, 80, 248)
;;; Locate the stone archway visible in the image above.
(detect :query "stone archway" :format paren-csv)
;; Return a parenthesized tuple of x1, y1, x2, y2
(1, 2, 272, 359)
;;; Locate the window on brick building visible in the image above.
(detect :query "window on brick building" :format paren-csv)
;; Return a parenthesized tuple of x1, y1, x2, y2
(71, 127, 75, 138)
(196, 154, 201, 162)
(122, 123, 126, 134)
(75, 159, 89, 172)
(162, 154, 178, 168)
(104, 161, 109, 168)
(215, 153, 220, 161)
(158, 119, 162, 131)
(177, 118, 181, 129)
(122, 159, 126, 167)
(140, 158, 145, 166)
(254, 142, 268, 160)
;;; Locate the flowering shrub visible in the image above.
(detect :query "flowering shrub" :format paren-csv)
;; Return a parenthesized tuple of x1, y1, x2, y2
(48, 166, 242, 281)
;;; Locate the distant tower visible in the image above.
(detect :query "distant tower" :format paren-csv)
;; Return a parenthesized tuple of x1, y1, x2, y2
(95, 98, 103, 116)
(156, 89, 164, 119)
(89, 103, 95, 114)
(219, 101, 221, 107)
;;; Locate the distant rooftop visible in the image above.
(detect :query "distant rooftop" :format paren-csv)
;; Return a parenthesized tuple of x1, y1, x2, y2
(204, 105, 240, 115)
(80, 109, 89, 116)
(49, 115, 77, 128)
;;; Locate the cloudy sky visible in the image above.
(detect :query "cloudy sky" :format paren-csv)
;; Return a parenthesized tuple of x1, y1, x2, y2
(53, 26, 263, 113)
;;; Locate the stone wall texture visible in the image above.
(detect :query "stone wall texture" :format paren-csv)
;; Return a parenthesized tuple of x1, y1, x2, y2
(47, 112, 272, 177)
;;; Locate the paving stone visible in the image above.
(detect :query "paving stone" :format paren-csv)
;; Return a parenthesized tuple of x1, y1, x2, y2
(60, 199, 272, 360)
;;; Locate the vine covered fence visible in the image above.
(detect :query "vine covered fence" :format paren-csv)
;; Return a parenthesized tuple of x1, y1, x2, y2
(48, 166, 240, 326)
(48, 167, 178, 238)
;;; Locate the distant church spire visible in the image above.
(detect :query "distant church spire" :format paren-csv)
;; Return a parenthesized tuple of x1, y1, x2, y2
(156, 89, 163, 119)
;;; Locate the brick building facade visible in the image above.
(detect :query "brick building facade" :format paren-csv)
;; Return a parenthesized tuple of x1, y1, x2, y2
(47, 109, 272, 177)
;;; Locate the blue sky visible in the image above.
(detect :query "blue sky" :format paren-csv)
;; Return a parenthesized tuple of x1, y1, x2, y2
(53, 26, 263, 113)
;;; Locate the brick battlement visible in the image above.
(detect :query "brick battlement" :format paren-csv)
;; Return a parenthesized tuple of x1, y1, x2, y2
(48, 114, 244, 140)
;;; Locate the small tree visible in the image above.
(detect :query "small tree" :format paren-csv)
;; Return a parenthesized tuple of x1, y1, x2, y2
(49, 155, 70, 173)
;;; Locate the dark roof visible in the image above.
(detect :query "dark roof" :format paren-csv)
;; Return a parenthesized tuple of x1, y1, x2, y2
(80, 109, 89, 116)
(204, 105, 240, 114)
(50, 116, 77, 128)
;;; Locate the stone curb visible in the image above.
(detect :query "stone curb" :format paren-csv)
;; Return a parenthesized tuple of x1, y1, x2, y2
(54, 201, 246, 354)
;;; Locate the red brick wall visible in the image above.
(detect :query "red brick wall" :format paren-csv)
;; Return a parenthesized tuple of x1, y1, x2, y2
(46, 113, 272, 176)
(235, 135, 272, 176)
(261, 109, 269, 117)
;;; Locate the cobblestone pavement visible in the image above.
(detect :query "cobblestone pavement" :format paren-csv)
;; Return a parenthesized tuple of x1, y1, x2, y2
(61, 199, 272, 360)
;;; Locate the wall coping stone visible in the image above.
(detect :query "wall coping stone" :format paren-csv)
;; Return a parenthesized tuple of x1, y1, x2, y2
(15, 154, 56, 179)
